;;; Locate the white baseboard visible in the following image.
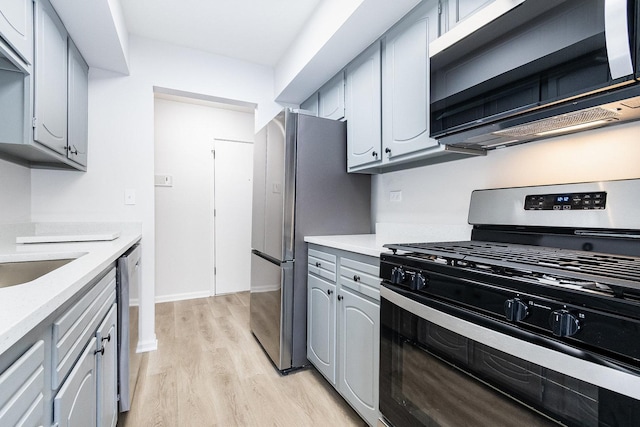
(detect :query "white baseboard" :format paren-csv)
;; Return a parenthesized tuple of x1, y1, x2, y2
(136, 337, 158, 353)
(154, 290, 211, 304)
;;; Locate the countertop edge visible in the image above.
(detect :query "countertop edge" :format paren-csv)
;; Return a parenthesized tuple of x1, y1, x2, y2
(0, 232, 141, 354)
(304, 235, 388, 258)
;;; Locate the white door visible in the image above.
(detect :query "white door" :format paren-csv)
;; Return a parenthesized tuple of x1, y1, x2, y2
(213, 139, 254, 295)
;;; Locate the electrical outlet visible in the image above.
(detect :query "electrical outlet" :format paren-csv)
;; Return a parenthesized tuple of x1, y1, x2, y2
(124, 189, 136, 205)
(390, 190, 402, 202)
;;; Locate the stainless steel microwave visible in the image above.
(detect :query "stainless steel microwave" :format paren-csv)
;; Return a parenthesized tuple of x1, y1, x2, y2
(430, 0, 640, 149)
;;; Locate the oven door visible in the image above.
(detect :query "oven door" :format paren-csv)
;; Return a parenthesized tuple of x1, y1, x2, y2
(379, 284, 640, 427)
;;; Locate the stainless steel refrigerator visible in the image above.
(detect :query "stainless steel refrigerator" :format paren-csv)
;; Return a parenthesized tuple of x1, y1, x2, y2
(250, 109, 371, 372)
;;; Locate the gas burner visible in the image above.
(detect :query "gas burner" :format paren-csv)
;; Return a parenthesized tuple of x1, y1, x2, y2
(535, 274, 614, 295)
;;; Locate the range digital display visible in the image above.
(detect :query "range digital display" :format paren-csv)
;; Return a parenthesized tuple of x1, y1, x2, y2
(524, 192, 606, 211)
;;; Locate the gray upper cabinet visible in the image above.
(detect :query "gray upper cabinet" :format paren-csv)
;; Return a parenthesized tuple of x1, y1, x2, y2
(318, 71, 345, 120)
(382, 1, 438, 162)
(0, 0, 88, 170)
(300, 92, 319, 116)
(67, 38, 88, 166)
(0, 0, 33, 64)
(441, 0, 495, 34)
(345, 41, 382, 171)
(34, 0, 68, 156)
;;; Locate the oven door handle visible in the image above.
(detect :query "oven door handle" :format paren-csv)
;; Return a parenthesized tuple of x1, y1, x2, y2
(380, 285, 640, 400)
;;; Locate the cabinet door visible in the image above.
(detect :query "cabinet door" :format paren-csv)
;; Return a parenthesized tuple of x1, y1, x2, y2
(0, 340, 45, 426)
(337, 288, 379, 427)
(443, 0, 494, 33)
(34, 0, 68, 155)
(0, 0, 33, 64)
(382, 2, 438, 161)
(345, 42, 382, 170)
(67, 38, 88, 166)
(97, 304, 117, 427)
(307, 274, 336, 384)
(300, 92, 319, 117)
(54, 337, 98, 427)
(318, 72, 345, 120)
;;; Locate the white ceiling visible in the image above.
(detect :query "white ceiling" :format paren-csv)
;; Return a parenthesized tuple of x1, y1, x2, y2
(120, 0, 322, 66)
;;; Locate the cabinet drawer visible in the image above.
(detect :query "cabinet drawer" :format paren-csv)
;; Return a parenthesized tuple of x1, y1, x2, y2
(339, 257, 380, 301)
(52, 267, 116, 389)
(0, 340, 45, 426)
(308, 248, 337, 282)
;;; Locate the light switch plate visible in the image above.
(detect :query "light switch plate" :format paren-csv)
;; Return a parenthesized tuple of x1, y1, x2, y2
(390, 190, 402, 202)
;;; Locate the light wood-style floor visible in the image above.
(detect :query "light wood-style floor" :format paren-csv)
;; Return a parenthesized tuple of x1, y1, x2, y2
(118, 292, 366, 426)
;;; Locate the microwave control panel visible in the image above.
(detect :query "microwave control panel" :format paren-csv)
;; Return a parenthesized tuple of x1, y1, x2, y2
(524, 192, 607, 211)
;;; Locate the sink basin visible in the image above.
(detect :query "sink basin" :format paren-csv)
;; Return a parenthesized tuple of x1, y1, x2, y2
(0, 259, 74, 288)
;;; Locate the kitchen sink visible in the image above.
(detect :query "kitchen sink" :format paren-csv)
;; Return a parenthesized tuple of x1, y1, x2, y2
(0, 258, 75, 288)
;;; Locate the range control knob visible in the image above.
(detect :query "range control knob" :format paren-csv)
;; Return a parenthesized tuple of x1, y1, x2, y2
(504, 298, 529, 322)
(411, 273, 427, 291)
(390, 267, 405, 285)
(550, 309, 580, 337)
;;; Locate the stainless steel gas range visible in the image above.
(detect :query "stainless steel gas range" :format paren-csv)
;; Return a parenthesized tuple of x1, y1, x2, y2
(378, 179, 640, 427)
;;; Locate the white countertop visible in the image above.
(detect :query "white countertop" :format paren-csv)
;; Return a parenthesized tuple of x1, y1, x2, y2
(304, 234, 388, 257)
(304, 224, 473, 258)
(0, 223, 141, 354)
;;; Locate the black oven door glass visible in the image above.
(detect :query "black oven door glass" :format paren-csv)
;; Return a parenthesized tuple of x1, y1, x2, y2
(380, 296, 640, 427)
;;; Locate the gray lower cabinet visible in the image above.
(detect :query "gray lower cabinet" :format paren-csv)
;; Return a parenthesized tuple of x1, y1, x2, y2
(96, 304, 118, 427)
(0, 265, 120, 427)
(307, 244, 380, 426)
(0, 340, 45, 426)
(307, 274, 336, 383)
(337, 287, 379, 426)
(54, 336, 98, 427)
(53, 268, 117, 427)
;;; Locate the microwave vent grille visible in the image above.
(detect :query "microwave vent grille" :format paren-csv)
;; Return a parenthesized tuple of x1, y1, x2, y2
(492, 107, 620, 138)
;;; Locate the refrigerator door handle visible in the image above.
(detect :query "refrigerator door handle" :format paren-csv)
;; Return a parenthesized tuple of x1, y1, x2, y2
(251, 249, 285, 266)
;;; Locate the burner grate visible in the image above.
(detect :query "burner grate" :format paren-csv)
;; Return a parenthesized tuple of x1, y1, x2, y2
(387, 241, 640, 287)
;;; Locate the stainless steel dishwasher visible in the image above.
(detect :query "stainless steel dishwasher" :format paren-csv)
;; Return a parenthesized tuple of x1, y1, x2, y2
(116, 243, 141, 412)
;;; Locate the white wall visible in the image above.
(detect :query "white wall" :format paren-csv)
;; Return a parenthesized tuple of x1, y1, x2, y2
(0, 158, 31, 223)
(153, 98, 254, 302)
(30, 36, 281, 352)
(373, 122, 640, 226)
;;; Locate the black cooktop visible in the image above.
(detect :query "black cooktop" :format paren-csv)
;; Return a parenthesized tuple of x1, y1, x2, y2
(384, 241, 640, 292)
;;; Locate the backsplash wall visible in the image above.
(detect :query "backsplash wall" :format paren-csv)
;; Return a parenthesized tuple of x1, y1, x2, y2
(372, 121, 640, 227)
(0, 158, 30, 223)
